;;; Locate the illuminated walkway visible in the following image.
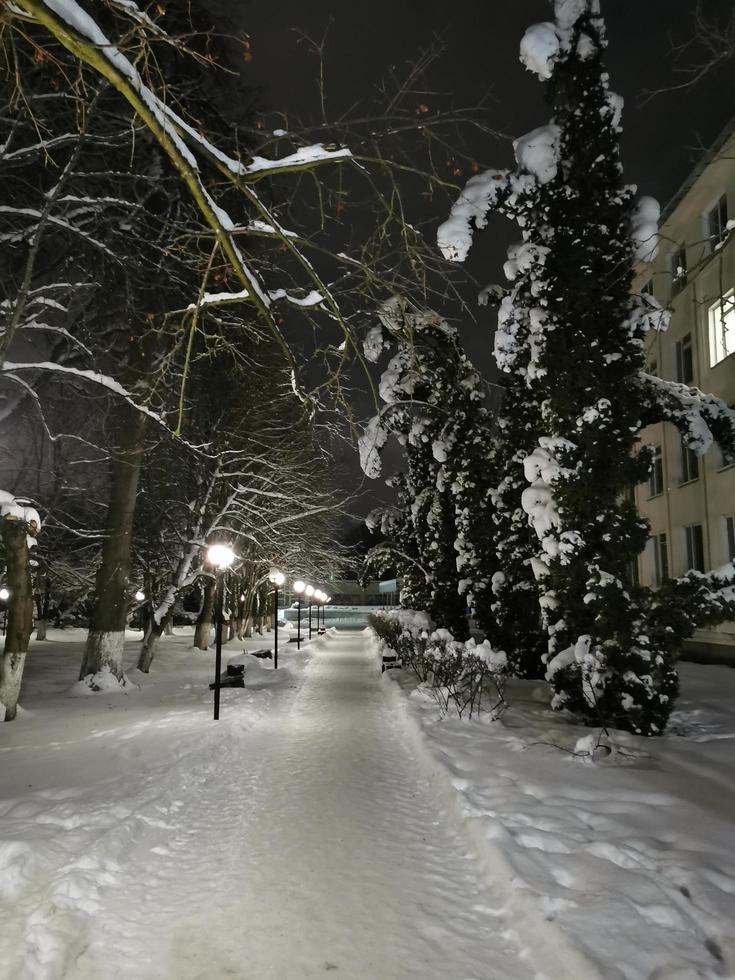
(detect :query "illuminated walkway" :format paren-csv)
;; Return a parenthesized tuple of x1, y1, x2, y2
(49, 633, 532, 979)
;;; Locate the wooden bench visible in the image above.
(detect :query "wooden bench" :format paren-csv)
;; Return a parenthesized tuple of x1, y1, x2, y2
(381, 654, 402, 674)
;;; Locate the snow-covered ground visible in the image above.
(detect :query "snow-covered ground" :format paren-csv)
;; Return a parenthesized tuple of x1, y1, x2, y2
(0, 627, 542, 980)
(3, 628, 735, 980)
(378, 640, 735, 980)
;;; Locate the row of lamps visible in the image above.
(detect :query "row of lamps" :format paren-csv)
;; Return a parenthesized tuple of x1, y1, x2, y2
(205, 544, 331, 721)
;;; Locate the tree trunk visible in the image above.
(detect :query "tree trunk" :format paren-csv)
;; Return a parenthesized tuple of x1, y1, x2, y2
(79, 405, 147, 684)
(194, 577, 215, 650)
(0, 520, 35, 722)
(35, 620, 47, 641)
(137, 610, 173, 673)
(164, 619, 174, 636)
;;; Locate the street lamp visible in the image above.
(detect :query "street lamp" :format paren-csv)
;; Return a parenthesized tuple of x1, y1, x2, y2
(325, 595, 332, 632)
(207, 543, 235, 721)
(292, 580, 305, 649)
(0, 587, 8, 637)
(305, 584, 315, 640)
(268, 568, 285, 669)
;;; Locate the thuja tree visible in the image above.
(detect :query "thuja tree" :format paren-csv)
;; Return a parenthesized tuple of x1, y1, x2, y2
(360, 299, 495, 639)
(439, 0, 735, 734)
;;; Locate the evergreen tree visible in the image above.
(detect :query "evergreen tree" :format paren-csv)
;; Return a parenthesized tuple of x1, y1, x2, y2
(360, 299, 494, 639)
(439, 0, 735, 734)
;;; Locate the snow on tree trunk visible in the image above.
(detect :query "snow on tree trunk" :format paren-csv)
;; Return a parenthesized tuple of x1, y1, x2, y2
(0, 519, 36, 721)
(79, 405, 147, 686)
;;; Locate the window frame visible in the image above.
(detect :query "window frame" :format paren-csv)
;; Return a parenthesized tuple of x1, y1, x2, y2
(724, 515, 735, 565)
(653, 532, 669, 586)
(684, 523, 705, 573)
(679, 435, 699, 485)
(670, 244, 688, 295)
(705, 193, 728, 250)
(708, 289, 735, 368)
(648, 444, 664, 498)
(675, 333, 694, 385)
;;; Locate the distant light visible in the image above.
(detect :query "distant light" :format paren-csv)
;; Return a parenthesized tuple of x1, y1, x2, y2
(0, 588, 8, 601)
(305, 585, 315, 598)
(135, 591, 145, 602)
(268, 567, 285, 586)
(293, 579, 306, 594)
(207, 544, 235, 570)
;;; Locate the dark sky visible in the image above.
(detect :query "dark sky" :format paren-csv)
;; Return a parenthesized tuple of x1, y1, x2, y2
(223, 0, 735, 516)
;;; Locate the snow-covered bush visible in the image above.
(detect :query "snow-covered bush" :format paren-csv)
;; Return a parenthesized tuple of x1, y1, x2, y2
(369, 610, 508, 720)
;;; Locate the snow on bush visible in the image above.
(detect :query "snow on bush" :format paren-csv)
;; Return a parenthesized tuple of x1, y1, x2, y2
(369, 610, 507, 719)
(358, 415, 388, 478)
(520, 22, 562, 80)
(514, 125, 560, 184)
(437, 170, 509, 262)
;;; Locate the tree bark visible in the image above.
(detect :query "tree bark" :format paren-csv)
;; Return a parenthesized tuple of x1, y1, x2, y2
(194, 577, 215, 650)
(79, 405, 147, 683)
(0, 520, 35, 721)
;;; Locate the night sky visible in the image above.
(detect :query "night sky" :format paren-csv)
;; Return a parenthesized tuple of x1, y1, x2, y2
(226, 0, 735, 516)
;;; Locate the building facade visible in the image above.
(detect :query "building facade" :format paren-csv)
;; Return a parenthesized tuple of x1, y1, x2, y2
(633, 118, 735, 660)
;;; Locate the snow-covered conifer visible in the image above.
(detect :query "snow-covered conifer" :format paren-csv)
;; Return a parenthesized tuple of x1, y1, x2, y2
(360, 299, 495, 638)
(439, 0, 735, 734)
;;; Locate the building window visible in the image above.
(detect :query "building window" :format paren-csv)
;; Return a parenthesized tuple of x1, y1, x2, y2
(724, 516, 735, 564)
(684, 523, 705, 572)
(641, 278, 654, 297)
(653, 532, 669, 586)
(708, 290, 735, 367)
(675, 333, 694, 385)
(680, 435, 699, 483)
(706, 194, 729, 248)
(648, 444, 663, 497)
(670, 245, 687, 294)
(721, 448, 735, 469)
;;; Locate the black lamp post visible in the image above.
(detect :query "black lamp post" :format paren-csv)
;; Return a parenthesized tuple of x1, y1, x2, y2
(207, 543, 235, 721)
(293, 579, 305, 649)
(268, 567, 285, 669)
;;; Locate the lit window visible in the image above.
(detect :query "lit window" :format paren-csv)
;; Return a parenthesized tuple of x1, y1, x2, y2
(675, 333, 693, 385)
(648, 445, 663, 497)
(684, 523, 705, 572)
(680, 435, 699, 484)
(706, 194, 729, 248)
(653, 532, 669, 586)
(708, 290, 735, 367)
(670, 245, 687, 294)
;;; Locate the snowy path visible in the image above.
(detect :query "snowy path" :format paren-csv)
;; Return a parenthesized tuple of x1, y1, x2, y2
(19, 632, 532, 980)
